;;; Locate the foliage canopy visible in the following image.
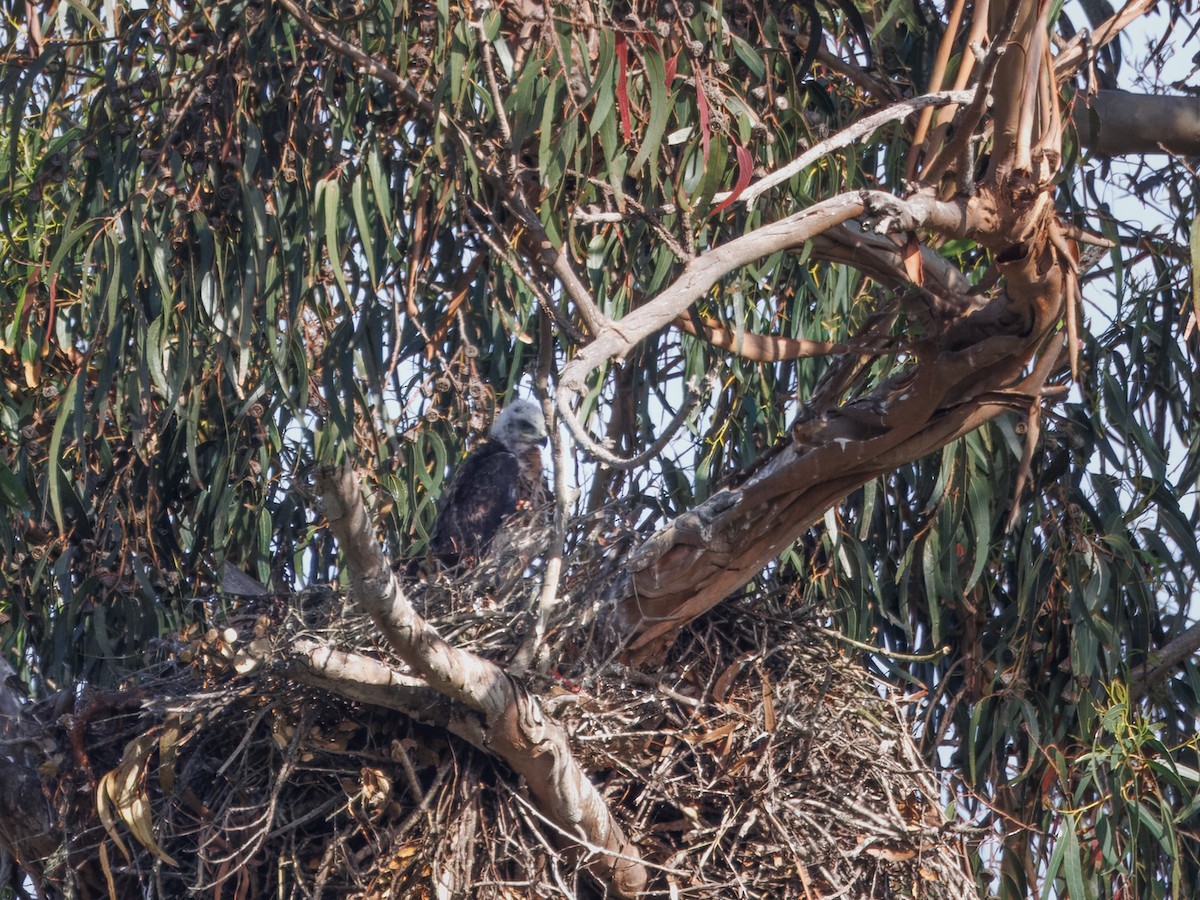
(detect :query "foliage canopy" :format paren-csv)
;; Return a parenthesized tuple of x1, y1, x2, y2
(1, 0, 1198, 897)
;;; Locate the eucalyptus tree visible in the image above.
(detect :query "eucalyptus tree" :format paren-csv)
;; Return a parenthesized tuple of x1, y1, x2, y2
(0, 1, 1198, 897)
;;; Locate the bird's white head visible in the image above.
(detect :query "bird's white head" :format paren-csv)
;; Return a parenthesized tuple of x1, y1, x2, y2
(491, 399, 548, 452)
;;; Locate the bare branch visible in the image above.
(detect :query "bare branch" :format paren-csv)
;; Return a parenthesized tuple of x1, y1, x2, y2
(739, 90, 977, 208)
(511, 356, 571, 671)
(1053, 0, 1159, 81)
(676, 314, 847, 362)
(1074, 91, 1200, 158)
(278, 638, 491, 750)
(557, 374, 712, 470)
(558, 192, 868, 397)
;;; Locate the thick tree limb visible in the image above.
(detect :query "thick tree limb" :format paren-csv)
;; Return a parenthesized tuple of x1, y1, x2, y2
(557, 194, 867, 398)
(315, 467, 647, 897)
(618, 328, 1058, 653)
(609, 0, 1157, 661)
(275, 638, 492, 750)
(1075, 91, 1200, 157)
(1128, 620, 1200, 704)
(675, 314, 846, 362)
(618, 204, 1069, 651)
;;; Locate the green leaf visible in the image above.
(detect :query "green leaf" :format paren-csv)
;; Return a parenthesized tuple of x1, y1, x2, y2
(46, 374, 80, 531)
(629, 47, 671, 176)
(0, 463, 31, 510)
(1060, 818, 1088, 900)
(351, 172, 377, 285)
(729, 34, 766, 80)
(317, 176, 351, 303)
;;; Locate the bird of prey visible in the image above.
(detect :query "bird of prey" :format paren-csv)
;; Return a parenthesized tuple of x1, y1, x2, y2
(429, 399, 548, 569)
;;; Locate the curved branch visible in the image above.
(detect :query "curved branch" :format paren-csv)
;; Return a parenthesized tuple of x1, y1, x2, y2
(316, 467, 647, 897)
(739, 90, 977, 208)
(675, 314, 846, 362)
(555, 190, 989, 470)
(1053, 0, 1158, 81)
(277, 638, 491, 748)
(558, 193, 867, 396)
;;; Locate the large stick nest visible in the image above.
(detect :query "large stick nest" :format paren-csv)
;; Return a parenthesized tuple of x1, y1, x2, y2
(5, 512, 982, 898)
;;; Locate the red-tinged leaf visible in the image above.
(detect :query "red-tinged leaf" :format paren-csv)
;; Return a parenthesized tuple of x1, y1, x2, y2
(696, 78, 711, 163)
(663, 50, 679, 90)
(902, 234, 924, 285)
(711, 144, 753, 215)
(616, 33, 631, 143)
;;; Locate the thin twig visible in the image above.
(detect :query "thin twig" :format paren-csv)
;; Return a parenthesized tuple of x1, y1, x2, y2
(556, 373, 712, 470)
(817, 627, 948, 663)
(474, 21, 516, 178)
(510, 326, 571, 671)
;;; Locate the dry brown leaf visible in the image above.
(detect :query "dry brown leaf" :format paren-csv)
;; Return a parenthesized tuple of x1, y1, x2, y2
(98, 731, 180, 867)
(713, 651, 755, 703)
(760, 666, 776, 733)
(158, 713, 182, 794)
(902, 234, 925, 285)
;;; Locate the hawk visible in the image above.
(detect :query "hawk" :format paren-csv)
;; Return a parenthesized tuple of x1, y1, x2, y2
(429, 399, 548, 569)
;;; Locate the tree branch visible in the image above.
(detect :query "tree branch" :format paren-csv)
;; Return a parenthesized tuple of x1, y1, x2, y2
(1053, 0, 1159, 81)
(556, 374, 711, 470)
(315, 466, 647, 897)
(557, 192, 868, 399)
(1074, 91, 1200, 157)
(276, 638, 491, 750)
(1128, 620, 1200, 704)
(675, 314, 846, 362)
(739, 90, 977, 208)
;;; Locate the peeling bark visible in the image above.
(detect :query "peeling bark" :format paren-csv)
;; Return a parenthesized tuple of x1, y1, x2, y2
(618, 304, 1060, 654)
(612, 3, 1097, 657)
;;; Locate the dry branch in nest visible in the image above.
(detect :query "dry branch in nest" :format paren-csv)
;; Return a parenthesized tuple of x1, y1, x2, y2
(0, 498, 981, 898)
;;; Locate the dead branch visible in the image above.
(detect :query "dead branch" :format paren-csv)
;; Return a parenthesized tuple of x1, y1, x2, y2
(557, 193, 868, 399)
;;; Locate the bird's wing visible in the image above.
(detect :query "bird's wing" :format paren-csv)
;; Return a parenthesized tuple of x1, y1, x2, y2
(430, 444, 521, 566)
